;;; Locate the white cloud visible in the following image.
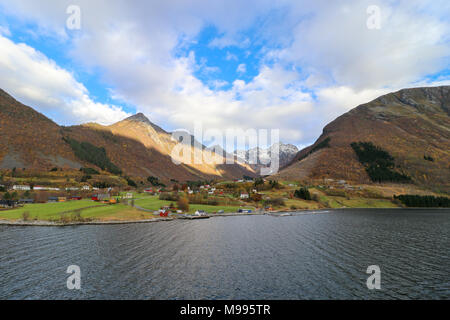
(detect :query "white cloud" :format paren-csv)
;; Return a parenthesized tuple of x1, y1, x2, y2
(225, 51, 238, 61)
(0, 25, 10, 36)
(237, 63, 246, 74)
(0, 35, 130, 125)
(272, 0, 450, 90)
(0, 0, 448, 148)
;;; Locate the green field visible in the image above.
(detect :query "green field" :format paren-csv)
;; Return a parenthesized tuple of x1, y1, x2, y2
(316, 195, 398, 209)
(0, 199, 159, 222)
(0, 200, 105, 220)
(134, 196, 252, 213)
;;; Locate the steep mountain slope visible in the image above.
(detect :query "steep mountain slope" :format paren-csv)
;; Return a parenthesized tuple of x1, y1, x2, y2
(0, 89, 82, 170)
(275, 86, 450, 193)
(0, 89, 254, 182)
(108, 113, 255, 179)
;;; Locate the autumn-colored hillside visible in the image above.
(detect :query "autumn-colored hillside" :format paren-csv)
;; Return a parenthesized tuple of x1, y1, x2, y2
(275, 86, 450, 194)
(0, 89, 254, 183)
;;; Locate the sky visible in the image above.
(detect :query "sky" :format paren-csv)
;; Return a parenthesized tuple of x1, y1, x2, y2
(0, 0, 449, 150)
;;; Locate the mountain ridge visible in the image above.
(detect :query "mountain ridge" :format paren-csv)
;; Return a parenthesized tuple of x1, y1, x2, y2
(0, 88, 255, 183)
(275, 85, 450, 193)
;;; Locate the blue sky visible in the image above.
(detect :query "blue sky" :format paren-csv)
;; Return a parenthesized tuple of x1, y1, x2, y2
(0, 0, 449, 149)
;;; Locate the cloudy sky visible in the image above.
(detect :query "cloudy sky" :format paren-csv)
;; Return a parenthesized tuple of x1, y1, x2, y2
(0, 0, 449, 149)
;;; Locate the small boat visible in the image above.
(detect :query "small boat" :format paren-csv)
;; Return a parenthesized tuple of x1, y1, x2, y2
(279, 213, 291, 217)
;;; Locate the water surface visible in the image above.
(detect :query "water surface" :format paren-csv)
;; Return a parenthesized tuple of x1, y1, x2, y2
(0, 209, 449, 299)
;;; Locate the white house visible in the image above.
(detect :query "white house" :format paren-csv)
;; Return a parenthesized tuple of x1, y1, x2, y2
(13, 185, 30, 191)
(82, 185, 90, 191)
(240, 193, 249, 199)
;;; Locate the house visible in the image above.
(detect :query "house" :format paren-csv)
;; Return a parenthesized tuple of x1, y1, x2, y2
(33, 186, 48, 191)
(194, 210, 207, 216)
(13, 185, 30, 191)
(92, 194, 109, 201)
(82, 185, 90, 191)
(208, 191, 214, 195)
(40, 187, 59, 191)
(19, 199, 34, 204)
(144, 188, 153, 193)
(0, 200, 18, 207)
(48, 197, 59, 203)
(160, 211, 169, 217)
(240, 193, 249, 199)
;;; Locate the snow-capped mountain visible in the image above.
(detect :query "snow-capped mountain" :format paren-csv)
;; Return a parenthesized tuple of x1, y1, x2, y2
(234, 143, 299, 173)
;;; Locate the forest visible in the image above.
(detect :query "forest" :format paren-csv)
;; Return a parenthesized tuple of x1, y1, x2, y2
(351, 142, 411, 183)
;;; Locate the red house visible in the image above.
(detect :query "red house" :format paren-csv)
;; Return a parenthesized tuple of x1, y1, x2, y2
(160, 211, 169, 217)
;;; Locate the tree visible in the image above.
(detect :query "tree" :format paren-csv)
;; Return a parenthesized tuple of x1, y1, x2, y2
(3, 191, 11, 200)
(351, 141, 411, 183)
(268, 180, 280, 189)
(126, 177, 137, 187)
(177, 197, 189, 212)
(294, 187, 311, 200)
(22, 211, 30, 221)
(254, 178, 264, 189)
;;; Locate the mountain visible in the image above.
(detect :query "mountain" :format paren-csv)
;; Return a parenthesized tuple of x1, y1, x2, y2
(234, 143, 299, 174)
(274, 86, 450, 193)
(0, 89, 254, 183)
(108, 112, 254, 179)
(0, 89, 81, 170)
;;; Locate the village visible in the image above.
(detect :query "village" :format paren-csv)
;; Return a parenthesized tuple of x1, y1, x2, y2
(0, 172, 411, 224)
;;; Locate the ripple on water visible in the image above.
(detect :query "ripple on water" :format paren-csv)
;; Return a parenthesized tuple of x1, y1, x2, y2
(0, 209, 449, 299)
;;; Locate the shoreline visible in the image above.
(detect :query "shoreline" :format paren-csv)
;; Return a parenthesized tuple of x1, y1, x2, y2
(1, 207, 447, 227)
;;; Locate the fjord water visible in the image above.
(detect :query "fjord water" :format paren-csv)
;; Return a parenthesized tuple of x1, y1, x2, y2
(0, 209, 449, 299)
